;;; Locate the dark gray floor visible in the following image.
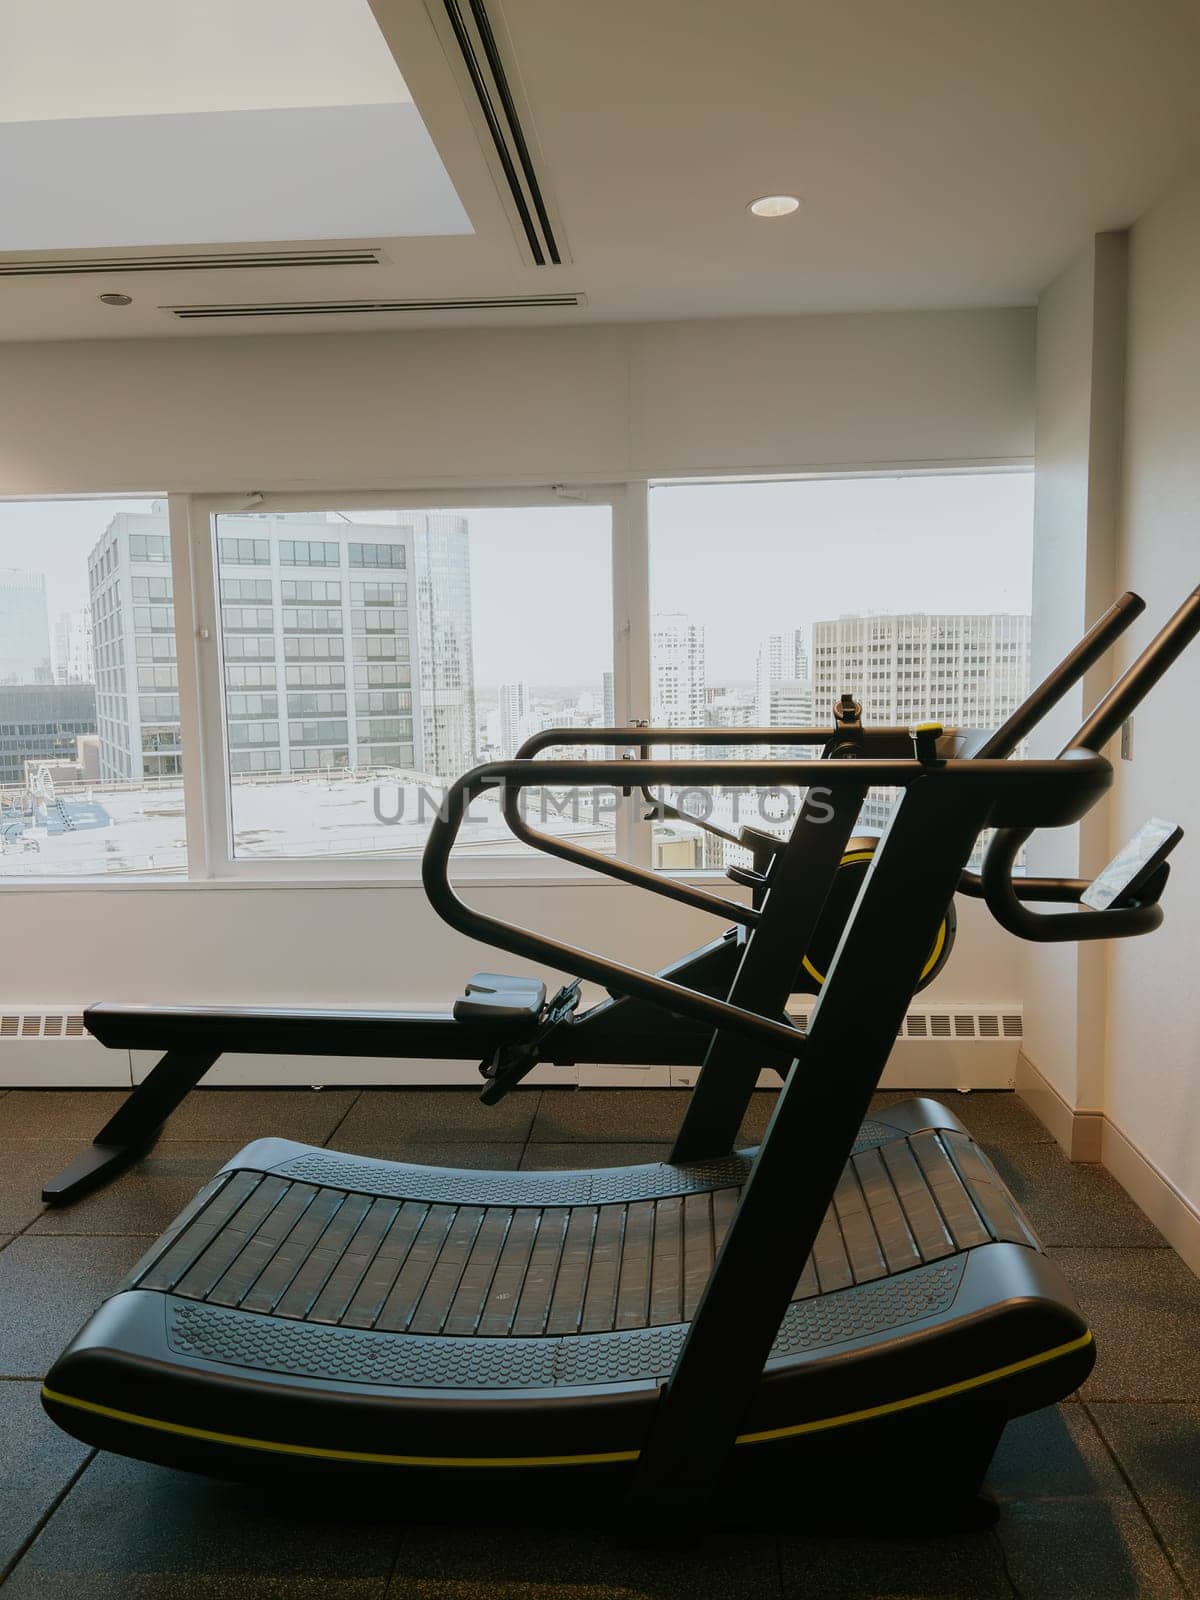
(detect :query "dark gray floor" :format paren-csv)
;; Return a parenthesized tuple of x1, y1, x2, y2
(2, 1085, 1198, 1597)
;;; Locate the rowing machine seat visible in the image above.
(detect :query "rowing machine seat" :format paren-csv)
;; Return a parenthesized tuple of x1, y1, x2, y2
(452, 973, 547, 1034)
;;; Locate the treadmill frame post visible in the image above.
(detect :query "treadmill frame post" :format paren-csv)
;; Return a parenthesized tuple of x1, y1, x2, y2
(669, 782, 868, 1163)
(621, 775, 995, 1542)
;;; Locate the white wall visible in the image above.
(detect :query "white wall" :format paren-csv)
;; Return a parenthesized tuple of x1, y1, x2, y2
(1022, 235, 1127, 1114)
(0, 308, 1033, 1082)
(1106, 169, 1200, 1215)
(0, 310, 1033, 494)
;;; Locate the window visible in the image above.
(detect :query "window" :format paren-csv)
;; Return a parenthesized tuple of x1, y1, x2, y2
(0, 496, 185, 877)
(209, 504, 614, 863)
(647, 474, 1034, 869)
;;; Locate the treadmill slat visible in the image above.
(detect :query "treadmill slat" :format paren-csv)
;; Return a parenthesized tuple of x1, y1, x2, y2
(512, 1208, 570, 1335)
(546, 1207, 599, 1335)
(444, 1207, 515, 1336)
(375, 1204, 458, 1332)
(649, 1196, 684, 1326)
(910, 1133, 991, 1250)
(275, 1192, 374, 1320)
(237, 1187, 346, 1314)
(833, 1166, 888, 1283)
(880, 1139, 956, 1261)
(341, 1201, 429, 1329)
(853, 1147, 921, 1273)
(580, 1203, 627, 1334)
(477, 1206, 542, 1336)
(136, 1170, 264, 1292)
(309, 1197, 402, 1324)
(410, 1206, 487, 1334)
(614, 1200, 655, 1331)
(682, 1192, 714, 1319)
(173, 1177, 295, 1301)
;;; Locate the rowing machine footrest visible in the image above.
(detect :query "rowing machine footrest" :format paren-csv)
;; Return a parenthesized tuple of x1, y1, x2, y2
(452, 973, 547, 1025)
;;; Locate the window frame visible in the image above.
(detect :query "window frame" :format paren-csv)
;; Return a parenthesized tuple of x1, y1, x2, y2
(180, 485, 645, 884)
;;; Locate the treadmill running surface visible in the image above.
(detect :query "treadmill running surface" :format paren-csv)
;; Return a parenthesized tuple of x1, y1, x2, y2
(43, 1097, 1093, 1516)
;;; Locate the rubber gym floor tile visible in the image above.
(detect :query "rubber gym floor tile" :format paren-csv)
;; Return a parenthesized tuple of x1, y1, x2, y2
(0, 1087, 359, 1147)
(26, 1143, 244, 1236)
(988, 1145, 1166, 1247)
(928, 1089, 1055, 1147)
(1, 1090, 134, 1139)
(1048, 1248, 1200, 1401)
(0, 1142, 87, 1234)
(1087, 1403, 1200, 1593)
(0, 1453, 398, 1599)
(150, 1086, 360, 1144)
(386, 1524, 784, 1599)
(335, 1087, 540, 1145)
(520, 1142, 674, 1170)
(530, 1088, 772, 1145)
(0, 1234, 152, 1378)
(332, 1142, 524, 1170)
(779, 1530, 1012, 1597)
(987, 1405, 1104, 1500)
(0, 1380, 91, 1581)
(988, 1405, 1187, 1597)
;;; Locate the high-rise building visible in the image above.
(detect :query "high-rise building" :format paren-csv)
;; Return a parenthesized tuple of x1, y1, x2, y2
(755, 628, 808, 725)
(498, 681, 531, 756)
(87, 511, 438, 783)
(812, 611, 1032, 828)
(413, 513, 476, 781)
(0, 570, 53, 685)
(766, 678, 816, 757)
(651, 613, 706, 749)
(811, 613, 1031, 727)
(54, 607, 93, 685)
(601, 670, 615, 727)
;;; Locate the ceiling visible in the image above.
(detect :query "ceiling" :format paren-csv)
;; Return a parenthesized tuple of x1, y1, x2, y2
(2, 0, 1199, 340)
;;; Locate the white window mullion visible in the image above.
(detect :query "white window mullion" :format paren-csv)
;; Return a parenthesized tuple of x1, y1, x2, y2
(184, 494, 236, 877)
(614, 480, 652, 867)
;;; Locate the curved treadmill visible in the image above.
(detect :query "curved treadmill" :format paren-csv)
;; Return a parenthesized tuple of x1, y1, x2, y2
(42, 1098, 1090, 1524)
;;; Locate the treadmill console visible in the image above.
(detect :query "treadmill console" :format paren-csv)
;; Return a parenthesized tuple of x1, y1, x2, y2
(1080, 817, 1183, 910)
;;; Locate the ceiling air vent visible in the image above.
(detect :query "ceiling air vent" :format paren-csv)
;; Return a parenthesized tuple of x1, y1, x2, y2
(163, 292, 586, 321)
(435, 0, 566, 267)
(0, 248, 385, 279)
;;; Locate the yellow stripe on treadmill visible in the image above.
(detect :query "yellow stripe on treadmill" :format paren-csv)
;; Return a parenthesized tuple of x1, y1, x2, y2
(40, 1330, 1091, 1468)
(736, 1329, 1094, 1444)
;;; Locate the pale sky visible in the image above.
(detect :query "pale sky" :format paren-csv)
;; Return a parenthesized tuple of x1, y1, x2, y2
(0, 474, 1033, 687)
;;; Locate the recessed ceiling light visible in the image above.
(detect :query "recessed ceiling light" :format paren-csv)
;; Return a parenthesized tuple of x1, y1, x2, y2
(748, 194, 801, 218)
(98, 292, 133, 306)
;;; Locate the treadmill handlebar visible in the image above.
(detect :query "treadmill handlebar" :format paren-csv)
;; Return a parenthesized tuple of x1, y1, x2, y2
(502, 724, 914, 909)
(421, 753, 1109, 1052)
(981, 583, 1200, 942)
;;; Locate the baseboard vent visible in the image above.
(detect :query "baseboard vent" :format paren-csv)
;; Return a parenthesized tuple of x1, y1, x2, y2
(434, 0, 567, 266)
(790, 1007, 1022, 1041)
(1, 1009, 87, 1039)
(163, 292, 586, 321)
(0, 248, 385, 278)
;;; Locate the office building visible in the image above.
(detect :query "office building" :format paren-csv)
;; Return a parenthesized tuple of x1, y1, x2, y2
(813, 612, 1032, 828)
(0, 570, 52, 685)
(54, 608, 93, 685)
(498, 681, 531, 755)
(755, 629, 809, 724)
(413, 513, 476, 780)
(86, 511, 481, 785)
(0, 684, 96, 787)
(651, 613, 706, 751)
